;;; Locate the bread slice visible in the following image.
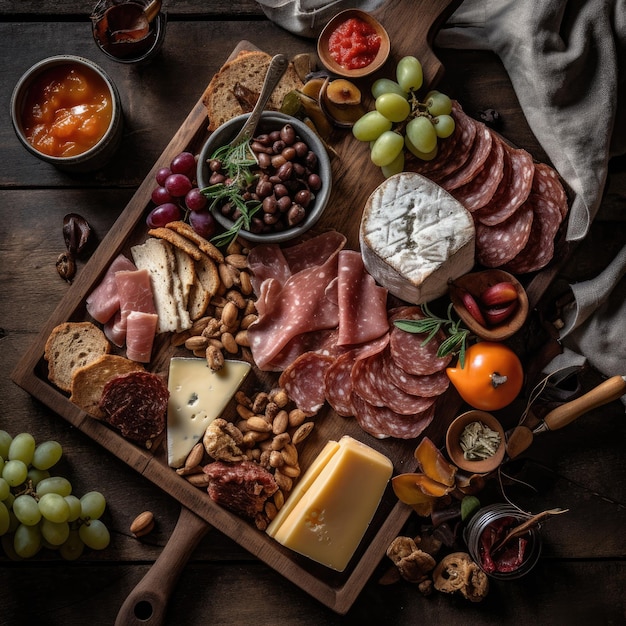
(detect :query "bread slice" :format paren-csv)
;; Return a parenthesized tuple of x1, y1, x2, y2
(70, 354, 144, 418)
(202, 50, 303, 131)
(45, 321, 110, 393)
(131, 238, 179, 333)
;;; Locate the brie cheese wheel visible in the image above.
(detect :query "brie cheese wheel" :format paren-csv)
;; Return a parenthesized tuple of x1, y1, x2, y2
(360, 172, 475, 304)
(166, 357, 250, 468)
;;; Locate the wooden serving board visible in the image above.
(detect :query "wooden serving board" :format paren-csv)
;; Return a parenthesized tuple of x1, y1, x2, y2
(10, 0, 505, 620)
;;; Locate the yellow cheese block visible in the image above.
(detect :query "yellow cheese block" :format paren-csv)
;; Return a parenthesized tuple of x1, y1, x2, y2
(266, 435, 393, 572)
(166, 357, 250, 468)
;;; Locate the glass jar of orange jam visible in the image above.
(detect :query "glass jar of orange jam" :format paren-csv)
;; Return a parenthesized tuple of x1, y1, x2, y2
(21, 63, 113, 158)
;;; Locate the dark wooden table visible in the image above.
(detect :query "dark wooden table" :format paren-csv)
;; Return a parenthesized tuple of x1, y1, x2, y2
(1, 2, 625, 625)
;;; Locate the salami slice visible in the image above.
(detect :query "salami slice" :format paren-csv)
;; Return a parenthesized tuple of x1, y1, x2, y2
(382, 348, 450, 397)
(439, 123, 493, 191)
(475, 138, 535, 226)
(352, 392, 436, 440)
(503, 191, 563, 274)
(451, 135, 505, 212)
(278, 351, 335, 415)
(428, 104, 478, 182)
(532, 162, 569, 219)
(324, 334, 390, 417)
(99, 370, 168, 445)
(388, 306, 452, 375)
(475, 203, 534, 268)
(352, 353, 436, 415)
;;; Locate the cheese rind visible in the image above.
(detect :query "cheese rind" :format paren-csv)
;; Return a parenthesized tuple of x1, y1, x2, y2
(266, 436, 393, 572)
(360, 172, 475, 304)
(166, 358, 250, 467)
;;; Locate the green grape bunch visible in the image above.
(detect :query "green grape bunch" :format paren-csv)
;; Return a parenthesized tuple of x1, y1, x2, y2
(0, 429, 110, 560)
(352, 55, 455, 177)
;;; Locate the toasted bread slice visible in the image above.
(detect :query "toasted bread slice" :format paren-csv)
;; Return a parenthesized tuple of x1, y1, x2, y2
(165, 221, 224, 263)
(202, 50, 303, 131)
(70, 354, 144, 418)
(45, 321, 110, 393)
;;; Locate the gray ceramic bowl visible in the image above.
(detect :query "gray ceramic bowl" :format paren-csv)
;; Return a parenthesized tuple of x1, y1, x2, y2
(196, 112, 332, 245)
(10, 55, 124, 173)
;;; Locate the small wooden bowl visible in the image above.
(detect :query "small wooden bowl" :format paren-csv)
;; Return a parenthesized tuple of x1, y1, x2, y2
(446, 410, 506, 474)
(448, 269, 529, 341)
(317, 9, 390, 79)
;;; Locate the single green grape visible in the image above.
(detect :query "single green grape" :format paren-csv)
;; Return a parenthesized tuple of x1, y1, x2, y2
(27, 467, 50, 488)
(0, 477, 10, 501)
(433, 114, 455, 139)
(425, 90, 453, 116)
(2, 459, 28, 487)
(36, 476, 72, 497)
(41, 518, 70, 546)
(65, 495, 82, 523)
(38, 492, 71, 524)
(13, 523, 42, 558)
(79, 519, 110, 550)
(12, 494, 42, 526)
(352, 110, 393, 142)
(370, 131, 405, 167)
(381, 150, 405, 178)
(375, 93, 410, 123)
(32, 440, 63, 471)
(371, 78, 407, 99)
(0, 501, 10, 536)
(80, 491, 107, 521)
(0, 431, 13, 460)
(405, 135, 439, 161)
(396, 56, 423, 92)
(406, 116, 438, 154)
(59, 530, 85, 561)
(8, 432, 36, 465)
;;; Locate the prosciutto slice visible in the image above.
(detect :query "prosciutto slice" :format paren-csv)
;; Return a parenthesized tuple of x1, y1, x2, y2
(125, 311, 159, 363)
(85, 254, 136, 324)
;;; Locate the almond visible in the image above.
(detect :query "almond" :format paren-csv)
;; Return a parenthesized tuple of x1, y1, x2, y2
(130, 511, 155, 538)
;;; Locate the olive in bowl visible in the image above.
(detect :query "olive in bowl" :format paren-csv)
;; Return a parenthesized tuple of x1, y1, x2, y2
(196, 112, 332, 245)
(10, 55, 124, 173)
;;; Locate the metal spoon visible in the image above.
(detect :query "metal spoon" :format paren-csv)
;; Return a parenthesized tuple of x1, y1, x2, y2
(228, 54, 289, 147)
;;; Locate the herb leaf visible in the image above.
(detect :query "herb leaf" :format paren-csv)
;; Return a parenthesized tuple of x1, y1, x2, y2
(393, 302, 470, 367)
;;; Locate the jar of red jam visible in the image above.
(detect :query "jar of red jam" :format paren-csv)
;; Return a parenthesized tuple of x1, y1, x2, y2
(464, 504, 542, 580)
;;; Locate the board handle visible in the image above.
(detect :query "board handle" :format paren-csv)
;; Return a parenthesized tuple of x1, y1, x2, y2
(115, 507, 212, 626)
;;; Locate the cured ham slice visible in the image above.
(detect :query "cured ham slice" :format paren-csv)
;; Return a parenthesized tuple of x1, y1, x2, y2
(336, 250, 388, 346)
(104, 310, 126, 348)
(125, 311, 159, 363)
(85, 254, 136, 324)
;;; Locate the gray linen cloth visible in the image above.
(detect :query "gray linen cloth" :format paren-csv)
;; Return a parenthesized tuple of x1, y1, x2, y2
(257, 0, 626, 398)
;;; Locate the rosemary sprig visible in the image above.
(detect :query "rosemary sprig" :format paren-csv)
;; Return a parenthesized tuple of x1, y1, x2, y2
(199, 140, 262, 249)
(393, 302, 470, 368)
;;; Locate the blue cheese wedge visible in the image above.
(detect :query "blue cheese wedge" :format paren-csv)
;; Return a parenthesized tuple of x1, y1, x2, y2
(166, 357, 250, 468)
(266, 435, 393, 572)
(360, 172, 475, 304)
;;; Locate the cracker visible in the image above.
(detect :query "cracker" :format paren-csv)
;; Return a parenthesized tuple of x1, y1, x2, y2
(148, 227, 204, 261)
(165, 221, 224, 263)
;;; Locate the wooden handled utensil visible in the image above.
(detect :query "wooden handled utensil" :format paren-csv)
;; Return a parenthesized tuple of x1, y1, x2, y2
(505, 374, 626, 459)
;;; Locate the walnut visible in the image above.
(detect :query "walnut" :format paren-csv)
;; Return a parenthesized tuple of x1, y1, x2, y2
(386, 536, 436, 584)
(203, 418, 245, 462)
(432, 552, 489, 602)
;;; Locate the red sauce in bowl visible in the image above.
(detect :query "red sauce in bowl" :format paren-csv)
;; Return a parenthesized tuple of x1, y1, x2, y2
(327, 17, 381, 70)
(21, 63, 113, 158)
